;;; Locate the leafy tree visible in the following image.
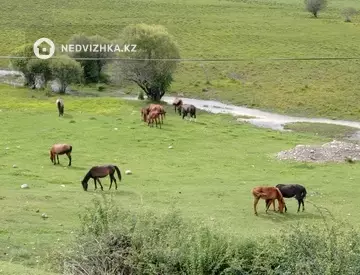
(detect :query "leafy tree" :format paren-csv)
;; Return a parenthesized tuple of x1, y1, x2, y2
(305, 0, 327, 18)
(115, 24, 180, 101)
(50, 56, 82, 94)
(67, 34, 114, 83)
(342, 7, 358, 22)
(9, 43, 36, 87)
(27, 59, 52, 89)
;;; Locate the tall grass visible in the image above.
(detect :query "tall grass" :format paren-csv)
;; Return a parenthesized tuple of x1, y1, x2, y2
(51, 196, 360, 275)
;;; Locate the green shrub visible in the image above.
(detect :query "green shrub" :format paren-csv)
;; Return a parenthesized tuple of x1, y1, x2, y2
(51, 196, 360, 275)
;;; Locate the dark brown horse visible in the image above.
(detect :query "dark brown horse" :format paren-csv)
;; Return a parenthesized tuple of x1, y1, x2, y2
(141, 104, 166, 124)
(81, 165, 122, 191)
(265, 184, 307, 213)
(56, 98, 64, 117)
(50, 144, 72, 166)
(252, 186, 286, 215)
(178, 104, 196, 120)
(172, 98, 183, 112)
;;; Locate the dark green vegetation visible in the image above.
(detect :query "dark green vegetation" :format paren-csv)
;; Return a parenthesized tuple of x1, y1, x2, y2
(1, 0, 360, 118)
(1, 84, 360, 273)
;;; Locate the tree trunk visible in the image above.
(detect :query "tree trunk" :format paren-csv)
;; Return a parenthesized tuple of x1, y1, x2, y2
(313, 11, 318, 18)
(59, 82, 67, 94)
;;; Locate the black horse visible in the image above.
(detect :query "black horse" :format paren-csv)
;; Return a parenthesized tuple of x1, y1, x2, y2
(81, 165, 122, 191)
(178, 104, 196, 120)
(266, 183, 307, 212)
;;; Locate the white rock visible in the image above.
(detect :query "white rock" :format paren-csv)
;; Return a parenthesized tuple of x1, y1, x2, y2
(114, 128, 118, 130)
(5, 147, 9, 150)
(61, 184, 65, 187)
(12, 164, 17, 168)
(125, 170, 132, 175)
(168, 146, 173, 149)
(21, 184, 29, 189)
(42, 213, 48, 218)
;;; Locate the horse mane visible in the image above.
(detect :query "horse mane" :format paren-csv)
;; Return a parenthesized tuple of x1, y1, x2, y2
(82, 169, 92, 184)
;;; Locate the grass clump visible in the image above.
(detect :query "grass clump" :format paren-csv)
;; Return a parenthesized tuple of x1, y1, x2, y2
(51, 196, 360, 275)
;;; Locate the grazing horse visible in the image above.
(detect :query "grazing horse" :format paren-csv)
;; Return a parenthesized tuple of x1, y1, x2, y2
(147, 110, 162, 128)
(252, 186, 286, 215)
(147, 104, 166, 123)
(81, 165, 122, 191)
(56, 98, 64, 117)
(141, 107, 148, 122)
(172, 98, 183, 112)
(178, 104, 196, 120)
(50, 144, 72, 166)
(265, 184, 307, 213)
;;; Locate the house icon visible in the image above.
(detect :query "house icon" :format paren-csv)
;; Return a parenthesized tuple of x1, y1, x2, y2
(33, 38, 55, 59)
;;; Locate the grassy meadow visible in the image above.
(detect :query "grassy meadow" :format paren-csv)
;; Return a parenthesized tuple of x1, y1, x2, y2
(1, 83, 360, 273)
(1, 0, 360, 119)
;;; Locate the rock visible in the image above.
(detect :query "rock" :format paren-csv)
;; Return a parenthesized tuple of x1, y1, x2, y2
(5, 147, 9, 150)
(36, 209, 40, 213)
(21, 184, 29, 189)
(114, 128, 118, 130)
(60, 184, 65, 187)
(41, 213, 48, 219)
(13, 164, 17, 168)
(168, 145, 173, 149)
(125, 170, 132, 175)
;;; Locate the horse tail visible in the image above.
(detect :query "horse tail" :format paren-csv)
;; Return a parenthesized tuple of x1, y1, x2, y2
(114, 165, 122, 181)
(57, 100, 61, 111)
(68, 145, 72, 153)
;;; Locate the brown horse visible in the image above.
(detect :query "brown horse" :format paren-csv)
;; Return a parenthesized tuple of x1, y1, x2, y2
(172, 98, 183, 112)
(50, 144, 72, 166)
(81, 165, 122, 191)
(141, 107, 148, 122)
(56, 98, 64, 117)
(178, 104, 196, 120)
(147, 110, 162, 128)
(147, 104, 166, 123)
(252, 186, 286, 215)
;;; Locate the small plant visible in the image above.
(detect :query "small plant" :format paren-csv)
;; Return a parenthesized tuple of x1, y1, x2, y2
(342, 7, 358, 22)
(304, 0, 327, 18)
(138, 90, 145, 100)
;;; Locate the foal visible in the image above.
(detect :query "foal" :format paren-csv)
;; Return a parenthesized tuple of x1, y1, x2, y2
(178, 104, 196, 120)
(147, 110, 162, 128)
(252, 186, 285, 215)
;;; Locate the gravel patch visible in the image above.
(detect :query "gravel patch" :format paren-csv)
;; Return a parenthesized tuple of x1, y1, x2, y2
(277, 140, 360, 163)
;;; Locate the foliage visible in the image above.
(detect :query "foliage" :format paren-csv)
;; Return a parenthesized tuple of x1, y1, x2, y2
(27, 59, 52, 89)
(342, 7, 358, 22)
(9, 43, 36, 87)
(114, 24, 180, 101)
(53, 197, 360, 275)
(304, 0, 327, 17)
(67, 34, 114, 83)
(49, 56, 82, 94)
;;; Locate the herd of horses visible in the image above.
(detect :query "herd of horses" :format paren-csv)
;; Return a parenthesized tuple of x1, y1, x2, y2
(54, 97, 308, 214)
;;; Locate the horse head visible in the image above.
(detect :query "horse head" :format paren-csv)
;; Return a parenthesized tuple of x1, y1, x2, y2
(81, 180, 88, 191)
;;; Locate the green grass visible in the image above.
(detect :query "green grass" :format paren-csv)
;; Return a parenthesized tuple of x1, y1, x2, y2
(1, 0, 360, 119)
(284, 122, 360, 139)
(1, 84, 360, 273)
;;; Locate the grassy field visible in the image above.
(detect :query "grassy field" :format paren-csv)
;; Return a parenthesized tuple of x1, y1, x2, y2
(1, 83, 360, 273)
(1, 0, 360, 119)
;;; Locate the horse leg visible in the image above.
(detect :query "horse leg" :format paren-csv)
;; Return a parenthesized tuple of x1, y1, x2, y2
(109, 176, 113, 190)
(158, 117, 161, 129)
(94, 178, 97, 190)
(66, 152, 71, 166)
(297, 199, 301, 213)
(253, 197, 260, 215)
(301, 199, 305, 212)
(56, 154, 60, 164)
(97, 179, 104, 191)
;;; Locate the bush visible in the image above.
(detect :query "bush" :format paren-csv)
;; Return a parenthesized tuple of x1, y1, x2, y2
(51, 196, 360, 275)
(96, 83, 106, 92)
(138, 90, 145, 100)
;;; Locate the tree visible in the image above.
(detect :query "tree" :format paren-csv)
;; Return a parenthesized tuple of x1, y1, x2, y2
(50, 56, 82, 94)
(305, 0, 327, 18)
(67, 34, 114, 83)
(342, 7, 358, 22)
(114, 24, 180, 101)
(27, 59, 52, 89)
(9, 43, 36, 87)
